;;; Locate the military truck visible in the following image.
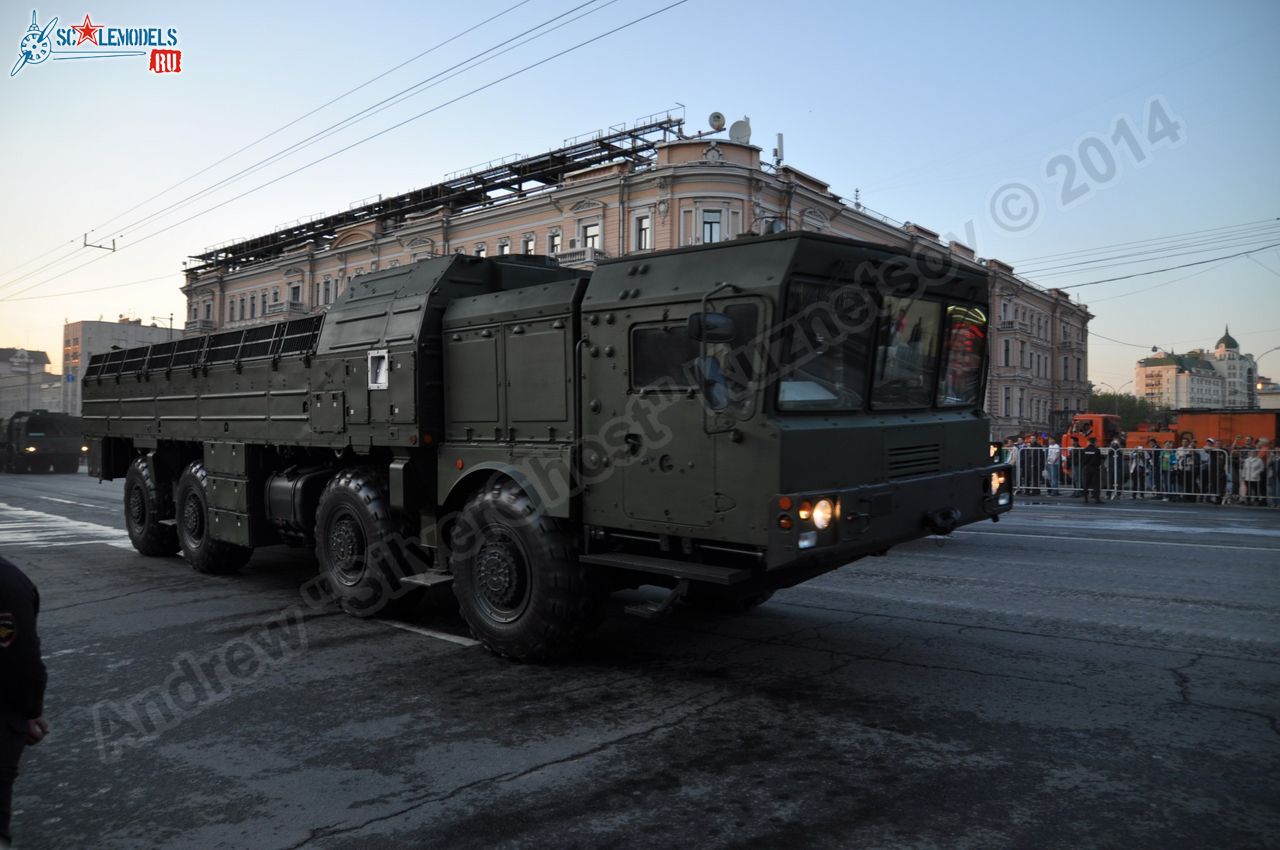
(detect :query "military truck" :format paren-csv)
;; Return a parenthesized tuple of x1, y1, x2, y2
(0, 409, 86, 473)
(82, 232, 1013, 659)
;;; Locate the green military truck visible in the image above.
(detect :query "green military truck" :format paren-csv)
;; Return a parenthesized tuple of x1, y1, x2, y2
(1, 409, 86, 473)
(83, 232, 1013, 659)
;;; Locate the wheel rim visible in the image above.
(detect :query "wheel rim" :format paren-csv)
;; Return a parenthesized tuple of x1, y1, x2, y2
(181, 491, 205, 548)
(328, 508, 367, 586)
(473, 526, 531, 624)
(127, 484, 147, 532)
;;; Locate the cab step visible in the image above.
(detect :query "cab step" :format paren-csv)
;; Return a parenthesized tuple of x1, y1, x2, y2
(400, 570, 455, 589)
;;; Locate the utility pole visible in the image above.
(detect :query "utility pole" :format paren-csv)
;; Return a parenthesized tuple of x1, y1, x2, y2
(152, 314, 174, 341)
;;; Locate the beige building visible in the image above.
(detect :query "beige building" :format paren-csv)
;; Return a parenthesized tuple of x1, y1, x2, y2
(181, 112, 1090, 436)
(62, 318, 177, 415)
(1136, 327, 1259, 410)
(0, 348, 61, 420)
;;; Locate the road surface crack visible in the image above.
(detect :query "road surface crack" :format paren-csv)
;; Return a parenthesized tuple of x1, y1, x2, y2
(277, 690, 742, 849)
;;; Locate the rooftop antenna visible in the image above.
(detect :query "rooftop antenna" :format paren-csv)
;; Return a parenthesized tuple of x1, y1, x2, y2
(772, 133, 784, 168)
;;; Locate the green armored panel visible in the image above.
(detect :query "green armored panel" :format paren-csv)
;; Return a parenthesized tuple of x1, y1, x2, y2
(444, 331, 502, 439)
(505, 322, 570, 433)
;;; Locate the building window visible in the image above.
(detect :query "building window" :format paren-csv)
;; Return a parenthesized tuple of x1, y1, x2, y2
(1018, 389, 1025, 417)
(289, 284, 301, 303)
(1062, 355, 1069, 380)
(497, 241, 510, 256)
(635, 215, 651, 251)
(1003, 387, 1011, 416)
(1003, 339, 1011, 367)
(522, 234, 535, 255)
(702, 210, 722, 244)
(1076, 358, 1082, 381)
(581, 222, 600, 250)
(548, 231, 562, 254)
(239, 296, 246, 318)
(323, 280, 331, 304)
(1020, 341, 1027, 368)
(1001, 302, 1009, 321)
(272, 287, 280, 304)
(474, 244, 486, 257)
(203, 303, 211, 321)
(250, 298, 256, 319)
(261, 293, 267, 315)
(229, 299, 236, 322)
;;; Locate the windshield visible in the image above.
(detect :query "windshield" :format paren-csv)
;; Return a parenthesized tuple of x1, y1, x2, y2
(776, 280, 873, 412)
(775, 278, 987, 413)
(27, 416, 75, 437)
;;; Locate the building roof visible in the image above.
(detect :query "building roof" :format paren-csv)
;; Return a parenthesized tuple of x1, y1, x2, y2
(1138, 352, 1216, 373)
(0, 348, 50, 366)
(1216, 325, 1239, 350)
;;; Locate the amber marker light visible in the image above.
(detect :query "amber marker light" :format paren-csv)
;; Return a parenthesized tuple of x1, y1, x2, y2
(777, 514, 793, 530)
(455, 458, 464, 470)
(798, 501, 812, 521)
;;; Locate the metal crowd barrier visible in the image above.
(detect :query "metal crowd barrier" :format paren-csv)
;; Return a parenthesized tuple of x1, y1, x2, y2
(1008, 446, 1280, 506)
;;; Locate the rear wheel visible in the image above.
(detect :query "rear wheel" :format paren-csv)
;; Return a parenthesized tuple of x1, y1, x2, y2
(315, 468, 425, 618)
(175, 462, 253, 574)
(123, 455, 179, 556)
(450, 481, 606, 660)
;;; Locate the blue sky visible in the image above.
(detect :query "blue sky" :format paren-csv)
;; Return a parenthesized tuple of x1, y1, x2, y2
(1, 0, 1278, 386)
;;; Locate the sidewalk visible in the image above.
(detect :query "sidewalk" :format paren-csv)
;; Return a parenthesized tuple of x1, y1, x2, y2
(1015, 490, 1279, 514)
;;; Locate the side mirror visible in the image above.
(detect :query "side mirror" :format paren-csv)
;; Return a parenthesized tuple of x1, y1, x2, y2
(687, 312, 736, 343)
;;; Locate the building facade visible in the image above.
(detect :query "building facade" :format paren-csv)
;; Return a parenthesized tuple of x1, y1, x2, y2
(0, 348, 61, 420)
(61, 319, 177, 415)
(181, 112, 1090, 438)
(1136, 327, 1259, 410)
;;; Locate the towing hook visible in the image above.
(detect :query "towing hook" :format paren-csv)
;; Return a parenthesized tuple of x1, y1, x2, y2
(924, 507, 962, 535)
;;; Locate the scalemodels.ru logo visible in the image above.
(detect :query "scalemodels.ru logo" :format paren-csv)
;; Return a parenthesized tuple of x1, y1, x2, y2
(10, 9, 182, 77)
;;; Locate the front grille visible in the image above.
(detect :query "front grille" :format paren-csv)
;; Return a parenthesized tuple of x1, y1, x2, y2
(887, 444, 941, 478)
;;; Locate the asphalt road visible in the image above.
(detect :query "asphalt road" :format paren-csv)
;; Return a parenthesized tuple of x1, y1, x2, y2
(1, 470, 1277, 849)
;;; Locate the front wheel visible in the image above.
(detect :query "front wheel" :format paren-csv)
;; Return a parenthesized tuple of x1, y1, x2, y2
(450, 482, 606, 661)
(123, 455, 178, 556)
(175, 462, 253, 574)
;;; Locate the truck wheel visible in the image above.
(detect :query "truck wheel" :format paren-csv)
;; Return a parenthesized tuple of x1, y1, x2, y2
(450, 482, 606, 661)
(175, 462, 253, 575)
(123, 456, 179, 557)
(314, 468, 424, 618)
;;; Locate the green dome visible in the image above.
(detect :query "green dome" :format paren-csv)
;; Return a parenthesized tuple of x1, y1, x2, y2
(1216, 325, 1239, 350)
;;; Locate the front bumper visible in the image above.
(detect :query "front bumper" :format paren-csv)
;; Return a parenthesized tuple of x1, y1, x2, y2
(764, 463, 1013, 575)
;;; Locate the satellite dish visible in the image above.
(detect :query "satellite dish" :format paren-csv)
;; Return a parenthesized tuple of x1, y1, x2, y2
(729, 118, 751, 145)
(708, 111, 726, 131)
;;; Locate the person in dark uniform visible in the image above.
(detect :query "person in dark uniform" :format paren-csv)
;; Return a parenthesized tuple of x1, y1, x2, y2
(0, 554, 48, 847)
(1081, 436, 1104, 504)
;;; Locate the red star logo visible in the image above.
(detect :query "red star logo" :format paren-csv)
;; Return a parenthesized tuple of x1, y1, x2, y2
(72, 14, 103, 46)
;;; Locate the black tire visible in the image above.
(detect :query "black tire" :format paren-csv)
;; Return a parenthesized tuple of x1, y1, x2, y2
(450, 481, 606, 661)
(175, 461, 253, 575)
(683, 587, 774, 614)
(123, 456, 179, 557)
(314, 468, 425, 618)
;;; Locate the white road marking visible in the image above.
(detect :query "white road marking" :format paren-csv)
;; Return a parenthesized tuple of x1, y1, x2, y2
(38, 495, 112, 511)
(379, 618, 479, 647)
(957, 528, 1280, 553)
(0, 501, 133, 550)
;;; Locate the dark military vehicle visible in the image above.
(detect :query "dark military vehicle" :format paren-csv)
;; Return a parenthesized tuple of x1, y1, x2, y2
(82, 233, 1013, 659)
(0, 410, 86, 473)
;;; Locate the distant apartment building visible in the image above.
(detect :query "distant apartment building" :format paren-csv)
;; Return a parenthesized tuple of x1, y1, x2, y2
(1136, 327, 1259, 410)
(62, 318, 176, 415)
(180, 111, 1090, 438)
(0, 348, 61, 419)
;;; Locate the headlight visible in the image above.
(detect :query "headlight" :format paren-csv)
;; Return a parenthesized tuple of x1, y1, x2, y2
(812, 498, 834, 530)
(81, 445, 89, 453)
(990, 471, 1006, 494)
(23, 446, 37, 453)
